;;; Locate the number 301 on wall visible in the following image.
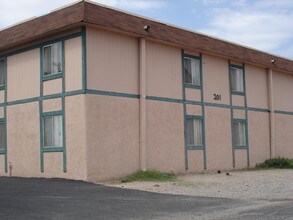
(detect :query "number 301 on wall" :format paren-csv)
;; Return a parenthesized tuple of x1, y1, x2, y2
(213, 94, 221, 100)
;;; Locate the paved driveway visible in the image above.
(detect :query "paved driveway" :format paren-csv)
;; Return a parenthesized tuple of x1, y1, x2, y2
(0, 177, 292, 219)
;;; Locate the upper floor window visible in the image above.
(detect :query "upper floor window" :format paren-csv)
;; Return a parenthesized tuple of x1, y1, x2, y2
(43, 42, 62, 76)
(0, 122, 4, 149)
(184, 57, 201, 86)
(230, 66, 244, 93)
(0, 59, 5, 86)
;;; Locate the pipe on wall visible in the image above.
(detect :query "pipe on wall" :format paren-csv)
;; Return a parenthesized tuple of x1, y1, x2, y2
(268, 68, 275, 158)
(139, 38, 147, 170)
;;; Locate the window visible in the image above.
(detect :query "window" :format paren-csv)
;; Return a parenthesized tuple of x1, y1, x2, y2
(230, 67, 244, 93)
(43, 115, 63, 148)
(232, 120, 247, 146)
(43, 42, 62, 76)
(0, 59, 4, 86)
(186, 118, 203, 147)
(184, 57, 201, 86)
(0, 123, 4, 149)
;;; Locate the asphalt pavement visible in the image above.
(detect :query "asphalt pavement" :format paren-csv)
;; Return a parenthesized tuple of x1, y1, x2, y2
(0, 177, 292, 219)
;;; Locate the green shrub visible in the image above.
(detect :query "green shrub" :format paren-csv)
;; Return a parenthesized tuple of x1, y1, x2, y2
(121, 170, 176, 182)
(256, 157, 293, 169)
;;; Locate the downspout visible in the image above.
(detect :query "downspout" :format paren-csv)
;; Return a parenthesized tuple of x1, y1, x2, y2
(139, 38, 147, 171)
(268, 68, 275, 158)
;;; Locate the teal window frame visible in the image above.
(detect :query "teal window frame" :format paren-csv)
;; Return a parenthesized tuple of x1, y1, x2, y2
(230, 64, 245, 95)
(232, 118, 248, 148)
(41, 42, 64, 81)
(0, 59, 6, 91)
(0, 120, 5, 152)
(185, 115, 204, 150)
(183, 54, 202, 89)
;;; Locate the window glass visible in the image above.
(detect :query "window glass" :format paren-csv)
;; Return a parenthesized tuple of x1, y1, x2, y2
(43, 42, 62, 76)
(186, 118, 203, 146)
(230, 67, 244, 92)
(233, 121, 246, 146)
(44, 115, 63, 147)
(0, 123, 4, 149)
(0, 60, 4, 85)
(184, 57, 200, 86)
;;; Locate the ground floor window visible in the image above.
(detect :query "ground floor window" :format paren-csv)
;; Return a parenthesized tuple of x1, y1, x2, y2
(232, 120, 247, 147)
(186, 117, 203, 147)
(43, 115, 63, 148)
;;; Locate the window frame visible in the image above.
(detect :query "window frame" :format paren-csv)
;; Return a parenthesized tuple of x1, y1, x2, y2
(183, 54, 202, 88)
(185, 115, 204, 149)
(42, 42, 63, 80)
(0, 121, 5, 150)
(230, 65, 245, 95)
(42, 113, 63, 149)
(0, 58, 6, 90)
(232, 118, 248, 148)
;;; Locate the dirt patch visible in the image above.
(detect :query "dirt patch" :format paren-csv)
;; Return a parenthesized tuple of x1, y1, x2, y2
(106, 169, 293, 201)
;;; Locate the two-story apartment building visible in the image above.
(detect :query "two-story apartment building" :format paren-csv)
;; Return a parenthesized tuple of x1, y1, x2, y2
(0, 0, 292, 181)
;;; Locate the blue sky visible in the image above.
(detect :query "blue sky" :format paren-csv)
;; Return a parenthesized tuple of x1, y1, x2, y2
(0, 0, 292, 59)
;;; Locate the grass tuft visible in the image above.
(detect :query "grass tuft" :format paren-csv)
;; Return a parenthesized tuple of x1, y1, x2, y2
(256, 157, 293, 169)
(121, 170, 176, 183)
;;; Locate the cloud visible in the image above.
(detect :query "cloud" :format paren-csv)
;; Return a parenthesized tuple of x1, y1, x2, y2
(0, 0, 165, 29)
(195, 0, 293, 58)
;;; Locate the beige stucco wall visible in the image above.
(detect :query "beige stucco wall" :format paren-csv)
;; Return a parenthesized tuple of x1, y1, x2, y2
(86, 27, 139, 94)
(233, 110, 245, 119)
(232, 95, 245, 106)
(7, 49, 40, 102)
(42, 98, 62, 112)
(188, 150, 204, 171)
(248, 111, 270, 166)
(146, 41, 182, 99)
(246, 65, 268, 109)
(0, 91, 4, 103)
(0, 107, 4, 118)
(65, 37, 82, 92)
(234, 149, 247, 169)
(43, 78, 62, 96)
(273, 71, 293, 112)
(205, 106, 233, 170)
(6, 102, 40, 177)
(185, 88, 201, 102)
(275, 114, 293, 158)
(186, 104, 202, 116)
(146, 100, 185, 172)
(203, 54, 230, 105)
(85, 94, 139, 181)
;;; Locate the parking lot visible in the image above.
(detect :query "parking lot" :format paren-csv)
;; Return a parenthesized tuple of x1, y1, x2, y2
(0, 174, 292, 219)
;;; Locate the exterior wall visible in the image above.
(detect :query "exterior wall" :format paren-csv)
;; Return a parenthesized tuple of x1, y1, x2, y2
(86, 27, 139, 94)
(146, 100, 185, 172)
(246, 65, 268, 109)
(146, 41, 182, 99)
(275, 114, 293, 158)
(65, 37, 83, 92)
(85, 94, 139, 181)
(248, 111, 270, 166)
(205, 107, 233, 170)
(7, 49, 40, 101)
(203, 54, 230, 105)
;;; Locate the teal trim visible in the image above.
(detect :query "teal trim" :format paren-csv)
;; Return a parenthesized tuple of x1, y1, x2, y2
(234, 146, 249, 149)
(186, 115, 203, 119)
(231, 90, 245, 96)
(243, 64, 250, 167)
(274, 110, 293, 115)
(0, 118, 5, 123)
(0, 85, 5, 91)
(182, 49, 188, 170)
(3, 58, 7, 172)
(42, 147, 64, 153)
(183, 54, 201, 60)
(42, 110, 63, 117)
(42, 73, 63, 82)
(39, 47, 44, 172)
(0, 31, 83, 59)
(229, 60, 235, 168)
(185, 84, 201, 89)
(82, 26, 87, 93)
(0, 149, 5, 154)
(230, 64, 244, 69)
(86, 89, 139, 99)
(186, 146, 204, 150)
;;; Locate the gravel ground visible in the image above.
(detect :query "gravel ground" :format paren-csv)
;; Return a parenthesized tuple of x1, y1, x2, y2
(106, 169, 293, 201)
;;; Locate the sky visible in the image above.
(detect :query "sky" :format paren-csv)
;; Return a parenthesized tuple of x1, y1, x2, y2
(0, 0, 292, 59)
